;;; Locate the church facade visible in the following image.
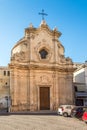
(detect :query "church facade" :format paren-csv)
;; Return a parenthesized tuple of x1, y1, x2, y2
(9, 20, 74, 112)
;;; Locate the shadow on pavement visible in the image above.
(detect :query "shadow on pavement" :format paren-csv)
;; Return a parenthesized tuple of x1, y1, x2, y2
(0, 110, 58, 116)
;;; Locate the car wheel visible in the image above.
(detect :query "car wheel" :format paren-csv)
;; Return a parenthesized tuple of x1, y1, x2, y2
(63, 112, 68, 117)
(85, 122, 87, 124)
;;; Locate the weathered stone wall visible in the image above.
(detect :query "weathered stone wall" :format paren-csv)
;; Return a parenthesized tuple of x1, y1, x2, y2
(9, 20, 74, 112)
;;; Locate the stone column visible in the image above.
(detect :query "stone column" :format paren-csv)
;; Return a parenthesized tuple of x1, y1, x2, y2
(29, 70, 35, 111)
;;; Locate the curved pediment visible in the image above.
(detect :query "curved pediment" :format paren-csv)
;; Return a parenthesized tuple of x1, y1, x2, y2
(25, 20, 62, 38)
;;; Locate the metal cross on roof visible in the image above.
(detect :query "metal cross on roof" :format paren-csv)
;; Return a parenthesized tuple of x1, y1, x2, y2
(39, 9, 48, 20)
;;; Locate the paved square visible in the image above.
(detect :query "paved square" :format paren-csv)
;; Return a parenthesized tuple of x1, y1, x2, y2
(0, 114, 87, 130)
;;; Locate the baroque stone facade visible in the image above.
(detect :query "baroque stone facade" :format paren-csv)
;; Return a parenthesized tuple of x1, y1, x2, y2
(9, 20, 74, 111)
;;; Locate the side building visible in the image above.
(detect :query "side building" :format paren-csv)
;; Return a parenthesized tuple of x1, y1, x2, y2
(0, 66, 10, 109)
(73, 62, 87, 106)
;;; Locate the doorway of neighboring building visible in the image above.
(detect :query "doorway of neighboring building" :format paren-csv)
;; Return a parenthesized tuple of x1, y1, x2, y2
(75, 99, 84, 106)
(40, 87, 50, 110)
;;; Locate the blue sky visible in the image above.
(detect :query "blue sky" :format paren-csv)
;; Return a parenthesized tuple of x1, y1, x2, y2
(0, 0, 87, 66)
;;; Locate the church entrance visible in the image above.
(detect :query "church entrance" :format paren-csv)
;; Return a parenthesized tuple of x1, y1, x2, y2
(40, 87, 50, 110)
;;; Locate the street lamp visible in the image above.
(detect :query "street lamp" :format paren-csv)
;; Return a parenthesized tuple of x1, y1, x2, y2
(5, 96, 8, 112)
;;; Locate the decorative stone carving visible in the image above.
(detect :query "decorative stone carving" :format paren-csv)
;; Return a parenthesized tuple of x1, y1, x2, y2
(40, 20, 47, 26)
(60, 55, 66, 63)
(29, 23, 33, 28)
(53, 27, 58, 31)
(23, 42, 27, 46)
(42, 39, 46, 42)
(11, 51, 26, 62)
(35, 42, 52, 61)
(30, 33, 35, 40)
(66, 57, 72, 64)
(39, 75, 50, 84)
(60, 55, 72, 64)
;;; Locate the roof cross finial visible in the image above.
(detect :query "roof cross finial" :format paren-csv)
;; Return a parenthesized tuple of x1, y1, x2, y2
(39, 9, 48, 20)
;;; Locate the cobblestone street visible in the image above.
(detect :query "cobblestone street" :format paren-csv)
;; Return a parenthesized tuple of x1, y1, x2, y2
(0, 114, 87, 130)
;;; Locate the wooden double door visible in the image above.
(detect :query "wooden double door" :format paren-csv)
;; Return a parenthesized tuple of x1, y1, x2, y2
(40, 87, 50, 110)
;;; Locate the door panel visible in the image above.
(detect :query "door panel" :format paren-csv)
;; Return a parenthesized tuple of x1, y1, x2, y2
(40, 87, 50, 110)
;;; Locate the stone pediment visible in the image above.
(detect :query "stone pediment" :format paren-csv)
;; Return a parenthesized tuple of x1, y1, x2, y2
(25, 20, 61, 38)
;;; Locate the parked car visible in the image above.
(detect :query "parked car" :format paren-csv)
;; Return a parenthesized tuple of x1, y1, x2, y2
(57, 105, 75, 117)
(71, 106, 87, 119)
(82, 108, 87, 123)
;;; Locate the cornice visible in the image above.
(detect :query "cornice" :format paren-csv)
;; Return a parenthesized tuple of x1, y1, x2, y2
(9, 63, 29, 70)
(9, 62, 74, 72)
